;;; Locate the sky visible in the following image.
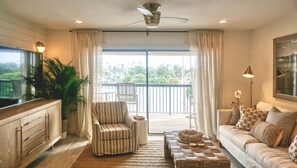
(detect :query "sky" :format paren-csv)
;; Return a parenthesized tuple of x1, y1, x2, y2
(0, 51, 21, 64)
(102, 52, 191, 68)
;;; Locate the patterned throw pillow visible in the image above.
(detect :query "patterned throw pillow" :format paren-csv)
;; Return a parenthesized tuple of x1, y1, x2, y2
(236, 107, 267, 131)
(289, 135, 297, 163)
(250, 121, 284, 148)
(228, 103, 240, 125)
(266, 106, 297, 146)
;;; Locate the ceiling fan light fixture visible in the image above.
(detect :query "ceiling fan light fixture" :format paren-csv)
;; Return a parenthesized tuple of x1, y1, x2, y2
(144, 11, 160, 28)
(143, 3, 161, 12)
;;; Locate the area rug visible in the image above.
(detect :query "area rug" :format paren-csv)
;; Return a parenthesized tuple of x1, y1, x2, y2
(72, 140, 174, 168)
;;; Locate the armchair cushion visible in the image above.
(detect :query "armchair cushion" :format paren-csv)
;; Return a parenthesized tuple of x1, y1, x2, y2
(92, 101, 127, 124)
(100, 124, 133, 140)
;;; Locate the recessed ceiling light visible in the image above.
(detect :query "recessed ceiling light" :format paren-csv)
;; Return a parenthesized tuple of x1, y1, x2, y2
(74, 19, 83, 24)
(219, 19, 229, 24)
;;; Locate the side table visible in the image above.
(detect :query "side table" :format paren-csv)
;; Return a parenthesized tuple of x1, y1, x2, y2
(135, 119, 148, 145)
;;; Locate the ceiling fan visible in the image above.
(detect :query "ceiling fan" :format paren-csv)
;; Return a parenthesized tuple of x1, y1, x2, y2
(127, 2, 189, 28)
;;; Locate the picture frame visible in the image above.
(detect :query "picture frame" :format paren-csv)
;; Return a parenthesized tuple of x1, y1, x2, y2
(273, 33, 297, 102)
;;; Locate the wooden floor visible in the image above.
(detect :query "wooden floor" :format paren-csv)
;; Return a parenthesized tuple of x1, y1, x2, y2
(27, 135, 244, 168)
(27, 135, 89, 168)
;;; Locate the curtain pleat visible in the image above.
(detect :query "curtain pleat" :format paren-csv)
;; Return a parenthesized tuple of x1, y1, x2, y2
(189, 30, 223, 139)
(71, 30, 102, 139)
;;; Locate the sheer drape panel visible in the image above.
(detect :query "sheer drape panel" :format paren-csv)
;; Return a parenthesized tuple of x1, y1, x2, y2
(189, 31, 223, 139)
(72, 30, 102, 139)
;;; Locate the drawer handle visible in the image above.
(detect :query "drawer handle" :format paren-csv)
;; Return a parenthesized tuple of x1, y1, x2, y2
(28, 141, 45, 155)
(16, 127, 22, 160)
(24, 129, 45, 142)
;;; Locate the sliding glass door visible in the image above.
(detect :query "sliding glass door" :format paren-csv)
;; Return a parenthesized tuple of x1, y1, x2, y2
(147, 51, 191, 133)
(101, 50, 191, 133)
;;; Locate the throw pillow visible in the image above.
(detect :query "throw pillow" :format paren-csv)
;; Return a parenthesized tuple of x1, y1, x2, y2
(236, 107, 267, 131)
(289, 135, 297, 164)
(228, 102, 240, 125)
(266, 106, 297, 147)
(250, 121, 284, 148)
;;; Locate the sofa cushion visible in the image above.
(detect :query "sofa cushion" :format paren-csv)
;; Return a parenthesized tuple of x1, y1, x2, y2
(246, 143, 297, 168)
(100, 124, 132, 140)
(236, 107, 267, 131)
(289, 135, 297, 163)
(228, 103, 240, 125)
(219, 125, 259, 150)
(250, 121, 284, 148)
(266, 106, 297, 147)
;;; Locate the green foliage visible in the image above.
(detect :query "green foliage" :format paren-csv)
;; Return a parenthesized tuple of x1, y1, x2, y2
(0, 63, 21, 97)
(0, 62, 21, 80)
(24, 57, 88, 120)
(103, 62, 191, 84)
(0, 72, 21, 80)
(0, 63, 19, 74)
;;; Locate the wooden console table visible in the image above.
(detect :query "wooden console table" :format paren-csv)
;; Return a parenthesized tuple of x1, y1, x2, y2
(164, 131, 230, 168)
(0, 99, 62, 168)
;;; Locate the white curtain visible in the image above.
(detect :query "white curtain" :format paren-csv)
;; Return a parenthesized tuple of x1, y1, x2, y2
(72, 30, 102, 139)
(189, 30, 223, 139)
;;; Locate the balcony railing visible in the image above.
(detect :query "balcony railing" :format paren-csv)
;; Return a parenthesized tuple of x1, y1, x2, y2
(102, 83, 192, 115)
(0, 79, 13, 98)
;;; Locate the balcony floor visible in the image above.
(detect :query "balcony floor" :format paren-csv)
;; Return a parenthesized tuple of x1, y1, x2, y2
(132, 113, 192, 133)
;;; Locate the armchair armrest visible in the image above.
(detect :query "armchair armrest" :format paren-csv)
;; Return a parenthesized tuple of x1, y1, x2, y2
(124, 115, 138, 138)
(125, 115, 136, 128)
(92, 112, 101, 133)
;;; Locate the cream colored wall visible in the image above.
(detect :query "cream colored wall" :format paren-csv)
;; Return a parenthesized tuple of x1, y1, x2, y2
(0, 10, 46, 51)
(221, 31, 251, 108)
(46, 30, 72, 63)
(250, 12, 297, 109)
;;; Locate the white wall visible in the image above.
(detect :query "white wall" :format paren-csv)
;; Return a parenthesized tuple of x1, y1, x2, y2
(222, 31, 251, 108)
(250, 12, 297, 109)
(103, 31, 189, 50)
(0, 10, 46, 51)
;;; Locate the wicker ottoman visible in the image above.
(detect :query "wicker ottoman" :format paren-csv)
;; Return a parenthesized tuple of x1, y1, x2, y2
(164, 131, 230, 168)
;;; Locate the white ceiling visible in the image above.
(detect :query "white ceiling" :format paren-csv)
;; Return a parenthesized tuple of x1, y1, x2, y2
(0, 0, 297, 31)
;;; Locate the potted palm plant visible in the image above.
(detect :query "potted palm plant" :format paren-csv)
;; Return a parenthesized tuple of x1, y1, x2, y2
(24, 57, 88, 138)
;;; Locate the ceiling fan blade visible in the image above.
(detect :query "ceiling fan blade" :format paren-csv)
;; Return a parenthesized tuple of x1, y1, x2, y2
(125, 20, 145, 27)
(161, 17, 189, 23)
(137, 7, 153, 16)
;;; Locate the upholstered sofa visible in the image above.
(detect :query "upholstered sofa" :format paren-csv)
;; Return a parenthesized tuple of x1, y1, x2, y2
(217, 101, 297, 168)
(91, 101, 138, 156)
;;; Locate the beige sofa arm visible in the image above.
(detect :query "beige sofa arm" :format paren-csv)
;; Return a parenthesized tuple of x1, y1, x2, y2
(217, 109, 232, 126)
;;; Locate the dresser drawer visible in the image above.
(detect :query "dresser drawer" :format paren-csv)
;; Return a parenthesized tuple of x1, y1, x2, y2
(22, 135, 46, 159)
(22, 122, 46, 148)
(21, 110, 45, 131)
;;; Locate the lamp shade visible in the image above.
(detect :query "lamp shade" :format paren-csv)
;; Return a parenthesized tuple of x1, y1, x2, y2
(36, 41, 45, 53)
(243, 66, 254, 78)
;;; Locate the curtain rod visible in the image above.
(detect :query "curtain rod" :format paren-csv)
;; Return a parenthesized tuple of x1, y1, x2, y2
(69, 29, 189, 33)
(69, 29, 223, 33)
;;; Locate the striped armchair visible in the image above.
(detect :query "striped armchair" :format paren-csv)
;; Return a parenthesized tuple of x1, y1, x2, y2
(91, 101, 138, 156)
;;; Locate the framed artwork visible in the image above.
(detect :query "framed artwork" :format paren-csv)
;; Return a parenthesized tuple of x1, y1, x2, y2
(273, 33, 297, 102)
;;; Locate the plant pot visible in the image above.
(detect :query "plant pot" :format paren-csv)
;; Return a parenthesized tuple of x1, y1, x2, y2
(62, 119, 68, 139)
